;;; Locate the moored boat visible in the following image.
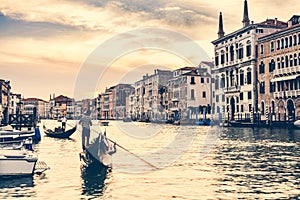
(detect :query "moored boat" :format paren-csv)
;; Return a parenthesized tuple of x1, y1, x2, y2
(0, 148, 37, 176)
(294, 120, 300, 128)
(43, 125, 77, 139)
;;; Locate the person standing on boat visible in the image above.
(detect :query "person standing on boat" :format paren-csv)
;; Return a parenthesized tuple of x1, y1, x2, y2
(61, 115, 67, 131)
(79, 110, 92, 150)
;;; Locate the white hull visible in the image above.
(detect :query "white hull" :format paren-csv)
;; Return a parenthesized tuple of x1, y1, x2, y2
(294, 120, 300, 128)
(0, 150, 37, 176)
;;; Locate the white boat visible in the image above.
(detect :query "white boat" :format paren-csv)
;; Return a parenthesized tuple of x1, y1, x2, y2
(0, 148, 38, 176)
(294, 120, 300, 128)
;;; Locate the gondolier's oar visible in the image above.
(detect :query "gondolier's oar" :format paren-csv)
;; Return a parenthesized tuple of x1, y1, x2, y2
(92, 129, 159, 170)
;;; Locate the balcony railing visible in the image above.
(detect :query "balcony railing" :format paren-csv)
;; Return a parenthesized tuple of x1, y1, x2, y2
(224, 85, 241, 93)
(273, 66, 300, 76)
(274, 90, 300, 98)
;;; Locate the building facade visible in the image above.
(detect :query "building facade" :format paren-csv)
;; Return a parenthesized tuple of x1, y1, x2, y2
(131, 69, 173, 121)
(168, 66, 211, 122)
(212, 0, 287, 123)
(49, 94, 74, 119)
(0, 79, 11, 124)
(97, 84, 134, 119)
(257, 15, 300, 123)
(23, 98, 48, 119)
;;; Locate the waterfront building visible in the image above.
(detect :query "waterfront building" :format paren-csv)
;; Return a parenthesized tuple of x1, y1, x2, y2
(131, 69, 173, 121)
(212, 0, 287, 123)
(168, 66, 211, 123)
(23, 98, 48, 119)
(257, 15, 300, 123)
(97, 84, 134, 119)
(0, 79, 11, 124)
(9, 93, 22, 115)
(49, 94, 74, 119)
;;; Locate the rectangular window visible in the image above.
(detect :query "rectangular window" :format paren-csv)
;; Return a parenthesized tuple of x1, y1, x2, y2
(221, 54, 225, 64)
(246, 45, 251, 57)
(247, 71, 251, 84)
(238, 48, 244, 59)
(216, 95, 219, 102)
(248, 91, 252, 99)
(249, 104, 252, 112)
(191, 89, 195, 99)
(202, 91, 206, 98)
(207, 78, 209, 83)
(240, 92, 244, 100)
(222, 95, 225, 102)
(240, 73, 244, 86)
(190, 77, 195, 84)
(241, 105, 244, 112)
(215, 56, 219, 66)
(201, 77, 204, 83)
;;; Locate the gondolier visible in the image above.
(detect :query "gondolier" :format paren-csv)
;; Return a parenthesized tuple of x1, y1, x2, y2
(79, 110, 92, 150)
(61, 115, 67, 131)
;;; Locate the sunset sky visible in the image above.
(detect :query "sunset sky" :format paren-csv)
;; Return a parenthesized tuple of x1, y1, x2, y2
(0, 0, 299, 100)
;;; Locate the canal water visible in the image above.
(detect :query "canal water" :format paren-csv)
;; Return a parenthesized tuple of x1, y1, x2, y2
(0, 120, 299, 199)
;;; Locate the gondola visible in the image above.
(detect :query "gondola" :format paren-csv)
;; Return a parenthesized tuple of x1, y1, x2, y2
(43, 125, 77, 139)
(79, 133, 116, 168)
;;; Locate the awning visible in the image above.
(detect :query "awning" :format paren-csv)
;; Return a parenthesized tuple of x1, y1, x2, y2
(270, 75, 299, 82)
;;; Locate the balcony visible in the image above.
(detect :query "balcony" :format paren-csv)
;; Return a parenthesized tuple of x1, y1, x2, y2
(224, 85, 241, 94)
(274, 90, 300, 99)
(172, 98, 179, 102)
(273, 66, 300, 76)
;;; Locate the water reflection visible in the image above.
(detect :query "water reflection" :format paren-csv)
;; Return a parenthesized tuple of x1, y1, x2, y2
(0, 176, 35, 198)
(213, 127, 300, 199)
(81, 163, 110, 198)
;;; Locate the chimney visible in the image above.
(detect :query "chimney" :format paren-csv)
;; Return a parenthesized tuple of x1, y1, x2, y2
(242, 0, 250, 27)
(217, 12, 225, 38)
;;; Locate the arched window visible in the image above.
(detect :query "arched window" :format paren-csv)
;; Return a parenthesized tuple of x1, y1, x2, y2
(259, 61, 265, 74)
(298, 34, 300, 45)
(282, 56, 285, 68)
(298, 52, 300, 65)
(277, 40, 280, 50)
(294, 35, 297, 46)
(281, 38, 284, 49)
(289, 36, 293, 47)
(294, 53, 298, 66)
(277, 57, 281, 69)
(285, 37, 288, 48)
(269, 59, 275, 72)
(285, 55, 289, 67)
(290, 55, 293, 67)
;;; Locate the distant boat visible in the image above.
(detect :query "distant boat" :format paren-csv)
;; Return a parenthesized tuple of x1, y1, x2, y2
(100, 121, 109, 126)
(80, 133, 116, 168)
(43, 125, 77, 139)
